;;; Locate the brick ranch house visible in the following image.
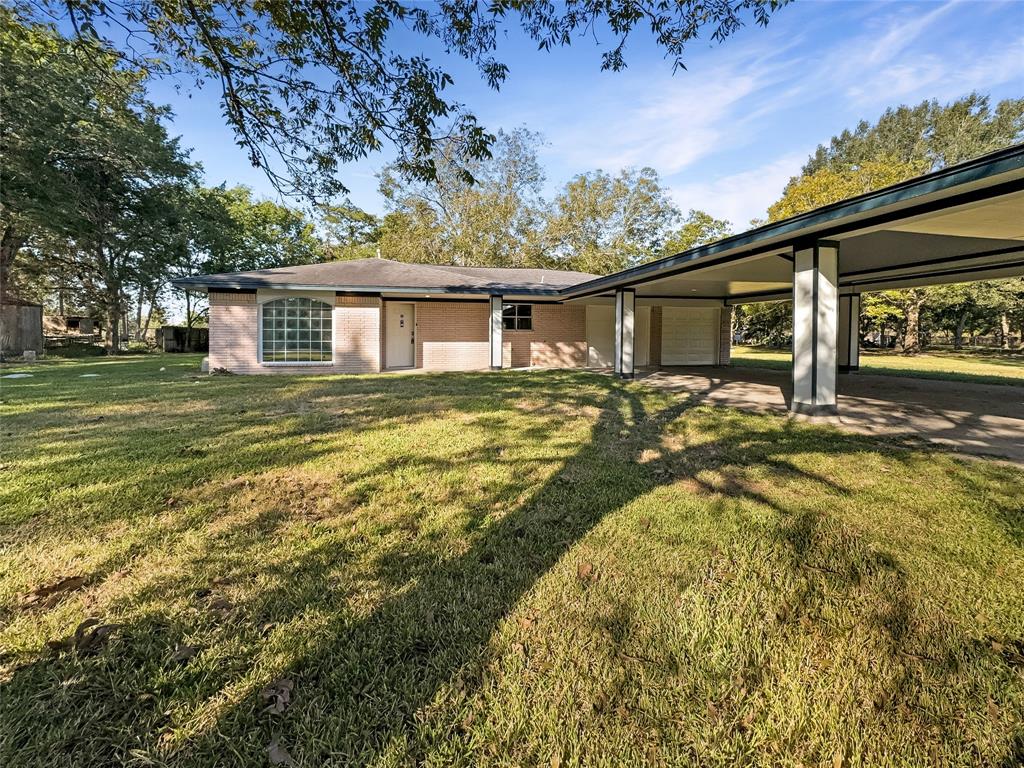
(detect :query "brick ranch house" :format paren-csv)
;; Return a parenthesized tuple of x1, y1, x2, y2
(173, 144, 1024, 413)
(173, 258, 732, 375)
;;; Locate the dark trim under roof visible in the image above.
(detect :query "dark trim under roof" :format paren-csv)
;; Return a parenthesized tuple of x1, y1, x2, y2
(172, 143, 1024, 298)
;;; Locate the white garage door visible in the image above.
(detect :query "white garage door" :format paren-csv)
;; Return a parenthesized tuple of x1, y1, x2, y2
(586, 305, 614, 367)
(661, 307, 719, 366)
(635, 306, 651, 367)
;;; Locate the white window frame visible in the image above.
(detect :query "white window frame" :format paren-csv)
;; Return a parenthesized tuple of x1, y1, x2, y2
(257, 295, 336, 366)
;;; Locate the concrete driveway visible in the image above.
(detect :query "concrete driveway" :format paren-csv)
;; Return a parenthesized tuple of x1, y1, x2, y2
(638, 366, 1024, 463)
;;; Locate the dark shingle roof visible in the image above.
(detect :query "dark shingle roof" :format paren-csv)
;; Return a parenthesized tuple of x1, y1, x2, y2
(172, 258, 599, 295)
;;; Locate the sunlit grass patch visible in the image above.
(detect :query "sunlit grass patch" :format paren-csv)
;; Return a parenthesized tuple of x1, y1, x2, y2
(731, 345, 1024, 385)
(1, 355, 1022, 766)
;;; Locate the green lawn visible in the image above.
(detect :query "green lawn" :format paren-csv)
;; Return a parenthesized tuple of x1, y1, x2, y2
(1, 355, 1023, 767)
(731, 345, 1024, 386)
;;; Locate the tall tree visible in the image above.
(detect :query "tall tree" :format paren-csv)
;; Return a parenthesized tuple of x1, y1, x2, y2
(1, 10, 198, 351)
(378, 128, 546, 267)
(768, 159, 920, 222)
(0, 8, 107, 297)
(166, 185, 324, 328)
(320, 203, 382, 262)
(28, 0, 788, 200)
(802, 93, 1024, 176)
(768, 94, 1024, 353)
(662, 209, 733, 255)
(544, 167, 680, 274)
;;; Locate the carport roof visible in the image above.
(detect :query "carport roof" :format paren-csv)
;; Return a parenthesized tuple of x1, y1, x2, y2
(174, 142, 1024, 300)
(562, 141, 1024, 301)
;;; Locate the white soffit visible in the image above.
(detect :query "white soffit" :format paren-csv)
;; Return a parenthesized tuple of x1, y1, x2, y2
(885, 191, 1024, 240)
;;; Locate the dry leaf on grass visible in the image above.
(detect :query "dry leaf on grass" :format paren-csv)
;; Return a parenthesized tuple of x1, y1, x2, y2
(987, 698, 1000, 723)
(261, 678, 295, 715)
(24, 574, 88, 609)
(577, 562, 596, 581)
(170, 644, 201, 663)
(47, 617, 121, 656)
(267, 737, 295, 766)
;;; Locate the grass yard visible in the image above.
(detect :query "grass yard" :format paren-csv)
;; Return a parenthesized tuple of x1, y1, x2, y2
(731, 345, 1024, 386)
(1, 355, 1023, 767)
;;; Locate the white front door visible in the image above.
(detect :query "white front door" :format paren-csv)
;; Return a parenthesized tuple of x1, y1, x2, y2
(586, 305, 615, 367)
(661, 307, 718, 366)
(386, 303, 415, 368)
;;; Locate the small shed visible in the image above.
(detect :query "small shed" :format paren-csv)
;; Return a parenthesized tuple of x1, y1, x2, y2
(157, 325, 209, 353)
(44, 315, 101, 336)
(0, 297, 44, 357)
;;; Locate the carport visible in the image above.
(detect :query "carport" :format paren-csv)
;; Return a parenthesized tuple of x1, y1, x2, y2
(560, 144, 1024, 416)
(638, 365, 1024, 462)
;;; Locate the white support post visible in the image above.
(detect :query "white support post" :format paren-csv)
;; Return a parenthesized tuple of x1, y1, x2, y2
(792, 242, 839, 415)
(614, 289, 635, 378)
(489, 295, 503, 370)
(838, 293, 861, 373)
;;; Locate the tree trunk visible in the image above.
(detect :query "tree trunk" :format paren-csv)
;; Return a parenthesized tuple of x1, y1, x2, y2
(901, 291, 925, 355)
(954, 310, 969, 350)
(0, 224, 27, 300)
(1000, 314, 1012, 350)
(135, 285, 145, 341)
(185, 291, 193, 331)
(99, 247, 121, 355)
(106, 299, 120, 354)
(141, 290, 156, 341)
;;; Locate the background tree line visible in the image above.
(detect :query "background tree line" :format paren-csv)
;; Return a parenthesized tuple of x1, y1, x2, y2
(326, 127, 730, 273)
(1, 10, 322, 351)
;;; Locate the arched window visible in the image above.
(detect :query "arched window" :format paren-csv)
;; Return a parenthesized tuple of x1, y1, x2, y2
(260, 297, 333, 363)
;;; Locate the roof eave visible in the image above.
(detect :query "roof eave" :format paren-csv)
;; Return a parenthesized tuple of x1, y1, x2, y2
(169, 279, 568, 297)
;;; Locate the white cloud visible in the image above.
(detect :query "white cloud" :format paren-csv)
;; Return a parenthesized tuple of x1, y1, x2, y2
(532, 0, 1016, 186)
(540, 40, 802, 175)
(669, 151, 807, 228)
(845, 35, 1024, 105)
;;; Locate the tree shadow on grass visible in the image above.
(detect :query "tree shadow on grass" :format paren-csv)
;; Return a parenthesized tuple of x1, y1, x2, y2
(2, 372, 1023, 766)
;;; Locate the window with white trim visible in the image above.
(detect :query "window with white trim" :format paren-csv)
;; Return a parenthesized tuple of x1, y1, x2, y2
(502, 303, 532, 331)
(260, 297, 333, 363)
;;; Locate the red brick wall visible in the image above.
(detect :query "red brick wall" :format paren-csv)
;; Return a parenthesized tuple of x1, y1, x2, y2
(208, 293, 591, 374)
(407, 300, 586, 370)
(209, 292, 258, 373)
(208, 291, 381, 374)
(506, 303, 586, 368)
(412, 301, 490, 371)
(335, 295, 381, 373)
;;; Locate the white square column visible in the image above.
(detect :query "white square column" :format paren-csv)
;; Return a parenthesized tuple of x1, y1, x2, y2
(838, 293, 861, 373)
(489, 295, 503, 370)
(614, 289, 635, 378)
(792, 242, 839, 415)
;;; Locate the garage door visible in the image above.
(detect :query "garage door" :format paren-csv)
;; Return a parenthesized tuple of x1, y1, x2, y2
(586, 305, 614, 367)
(661, 307, 718, 365)
(635, 306, 650, 367)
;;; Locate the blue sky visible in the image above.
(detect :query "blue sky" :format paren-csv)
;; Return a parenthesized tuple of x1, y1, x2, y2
(147, 0, 1024, 229)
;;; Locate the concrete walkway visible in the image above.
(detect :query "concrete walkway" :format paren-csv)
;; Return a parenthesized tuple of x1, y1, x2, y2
(638, 366, 1024, 463)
